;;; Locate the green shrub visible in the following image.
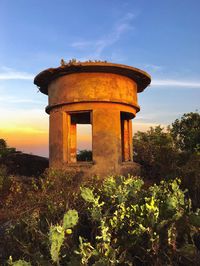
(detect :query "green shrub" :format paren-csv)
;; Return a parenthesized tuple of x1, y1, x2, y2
(49, 209, 78, 264)
(77, 150, 92, 161)
(73, 176, 199, 265)
(133, 113, 200, 210)
(6, 175, 199, 266)
(8, 257, 31, 266)
(0, 138, 16, 158)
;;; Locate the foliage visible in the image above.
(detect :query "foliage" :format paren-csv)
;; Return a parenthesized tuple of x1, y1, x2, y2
(0, 164, 10, 193)
(49, 225, 65, 264)
(170, 112, 200, 153)
(4, 175, 200, 266)
(63, 209, 79, 229)
(77, 150, 93, 161)
(8, 256, 31, 266)
(0, 168, 100, 264)
(0, 138, 7, 150)
(73, 176, 199, 265)
(133, 112, 200, 209)
(134, 126, 178, 180)
(171, 112, 200, 209)
(189, 209, 200, 227)
(49, 209, 78, 264)
(178, 152, 200, 210)
(0, 138, 16, 158)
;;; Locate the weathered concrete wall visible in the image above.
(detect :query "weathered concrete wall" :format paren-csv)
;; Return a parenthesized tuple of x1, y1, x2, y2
(48, 73, 139, 110)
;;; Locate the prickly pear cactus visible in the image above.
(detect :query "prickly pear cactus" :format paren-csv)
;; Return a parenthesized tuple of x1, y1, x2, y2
(80, 187, 95, 203)
(8, 257, 31, 266)
(49, 225, 65, 263)
(63, 209, 78, 230)
(189, 211, 200, 227)
(49, 209, 78, 264)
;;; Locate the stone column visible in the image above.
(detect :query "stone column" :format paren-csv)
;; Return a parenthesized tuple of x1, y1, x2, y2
(92, 108, 121, 175)
(49, 110, 66, 167)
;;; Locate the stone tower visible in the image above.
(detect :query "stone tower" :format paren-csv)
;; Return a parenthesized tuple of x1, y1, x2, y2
(34, 61, 151, 177)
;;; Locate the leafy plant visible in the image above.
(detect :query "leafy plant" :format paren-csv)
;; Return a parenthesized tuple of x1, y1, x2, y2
(133, 126, 178, 181)
(170, 112, 200, 153)
(77, 150, 92, 161)
(8, 256, 31, 266)
(49, 209, 78, 264)
(0, 164, 10, 192)
(0, 138, 16, 158)
(2, 174, 200, 265)
(74, 176, 199, 265)
(133, 112, 200, 209)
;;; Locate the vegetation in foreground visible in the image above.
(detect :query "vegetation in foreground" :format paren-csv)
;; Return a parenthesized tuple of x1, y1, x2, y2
(134, 112, 200, 210)
(2, 174, 200, 265)
(0, 111, 199, 265)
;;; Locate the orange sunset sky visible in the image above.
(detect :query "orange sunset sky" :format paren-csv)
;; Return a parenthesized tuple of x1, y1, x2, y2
(0, 105, 160, 158)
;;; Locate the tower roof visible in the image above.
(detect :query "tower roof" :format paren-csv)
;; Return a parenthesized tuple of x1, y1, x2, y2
(34, 61, 151, 95)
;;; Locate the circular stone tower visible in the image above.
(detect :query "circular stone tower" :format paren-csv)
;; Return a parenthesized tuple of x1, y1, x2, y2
(34, 61, 151, 177)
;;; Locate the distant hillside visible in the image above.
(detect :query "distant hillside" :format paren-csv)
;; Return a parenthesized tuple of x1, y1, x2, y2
(0, 152, 49, 177)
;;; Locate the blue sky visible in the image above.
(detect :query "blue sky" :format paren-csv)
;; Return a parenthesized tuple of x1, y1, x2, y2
(0, 0, 200, 156)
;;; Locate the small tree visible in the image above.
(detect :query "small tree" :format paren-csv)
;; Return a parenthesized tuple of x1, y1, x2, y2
(170, 112, 200, 153)
(133, 126, 178, 181)
(77, 150, 92, 161)
(170, 112, 200, 209)
(133, 112, 200, 208)
(0, 138, 16, 158)
(0, 138, 7, 149)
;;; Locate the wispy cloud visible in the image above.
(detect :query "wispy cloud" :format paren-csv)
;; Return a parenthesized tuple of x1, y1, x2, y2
(152, 79, 200, 88)
(144, 64, 163, 72)
(0, 95, 45, 104)
(71, 12, 136, 58)
(0, 66, 34, 80)
(71, 41, 93, 49)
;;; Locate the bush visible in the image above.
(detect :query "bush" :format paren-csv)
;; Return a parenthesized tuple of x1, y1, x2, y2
(0, 169, 101, 264)
(4, 175, 200, 265)
(77, 150, 93, 161)
(0, 164, 11, 194)
(0, 138, 16, 158)
(133, 113, 200, 209)
(133, 126, 178, 181)
(170, 112, 200, 153)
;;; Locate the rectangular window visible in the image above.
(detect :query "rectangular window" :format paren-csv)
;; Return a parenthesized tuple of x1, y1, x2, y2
(121, 112, 133, 162)
(69, 111, 92, 162)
